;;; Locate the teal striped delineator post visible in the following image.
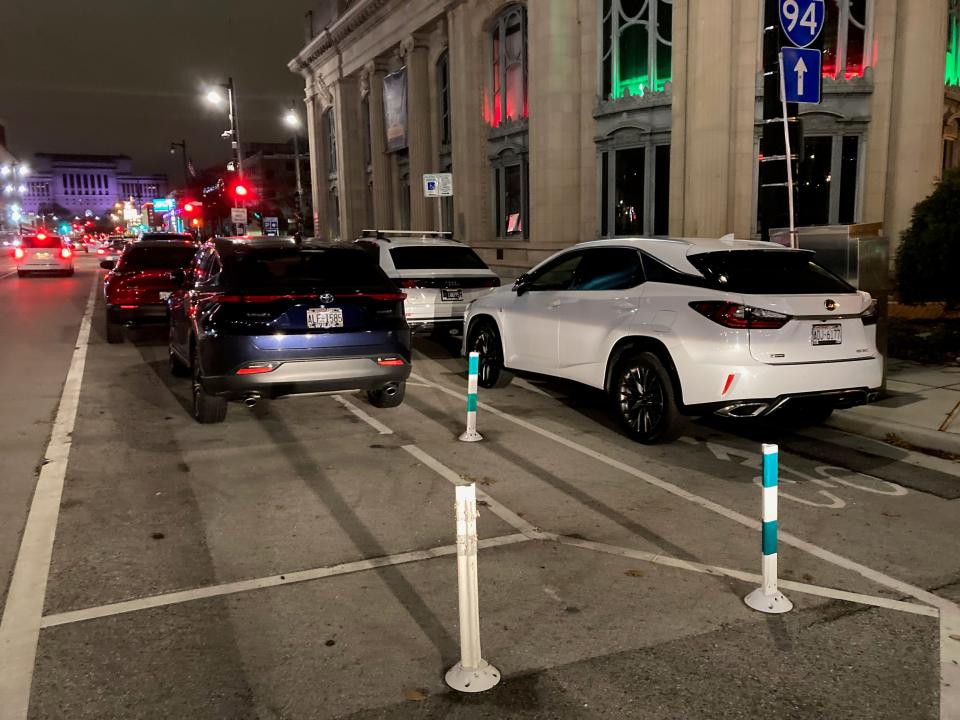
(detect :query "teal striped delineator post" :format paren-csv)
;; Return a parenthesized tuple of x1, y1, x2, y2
(744, 443, 793, 614)
(459, 352, 483, 442)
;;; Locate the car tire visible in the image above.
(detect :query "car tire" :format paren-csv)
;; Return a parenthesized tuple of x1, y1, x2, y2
(611, 351, 685, 444)
(16, 270, 25, 278)
(168, 348, 190, 377)
(367, 381, 405, 408)
(106, 318, 124, 344)
(64, 268, 74, 277)
(468, 320, 513, 389)
(191, 347, 227, 424)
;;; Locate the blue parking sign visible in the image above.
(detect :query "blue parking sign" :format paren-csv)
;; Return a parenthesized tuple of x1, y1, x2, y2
(779, 0, 825, 48)
(781, 47, 822, 104)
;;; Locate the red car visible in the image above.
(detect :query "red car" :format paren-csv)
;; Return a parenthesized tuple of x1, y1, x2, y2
(102, 240, 198, 344)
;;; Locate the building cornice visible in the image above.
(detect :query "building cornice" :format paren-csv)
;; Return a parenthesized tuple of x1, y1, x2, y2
(288, 0, 394, 75)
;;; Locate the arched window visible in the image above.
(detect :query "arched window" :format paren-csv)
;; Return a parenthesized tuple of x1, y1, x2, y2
(488, 6, 527, 127)
(821, 0, 874, 80)
(601, 0, 673, 99)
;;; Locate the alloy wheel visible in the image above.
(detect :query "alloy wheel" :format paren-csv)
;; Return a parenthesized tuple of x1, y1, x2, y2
(472, 328, 498, 386)
(618, 364, 665, 435)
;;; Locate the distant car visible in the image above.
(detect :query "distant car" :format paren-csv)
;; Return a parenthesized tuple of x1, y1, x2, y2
(354, 230, 499, 335)
(167, 238, 411, 423)
(138, 232, 197, 244)
(463, 236, 882, 443)
(97, 236, 129, 263)
(102, 241, 198, 344)
(14, 232, 74, 277)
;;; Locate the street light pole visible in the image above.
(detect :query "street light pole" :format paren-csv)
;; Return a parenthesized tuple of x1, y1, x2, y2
(170, 139, 189, 186)
(285, 102, 306, 236)
(227, 77, 243, 176)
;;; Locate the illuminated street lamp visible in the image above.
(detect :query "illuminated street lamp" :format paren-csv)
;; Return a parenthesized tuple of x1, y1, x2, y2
(281, 102, 306, 236)
(204, 77, 243, 175)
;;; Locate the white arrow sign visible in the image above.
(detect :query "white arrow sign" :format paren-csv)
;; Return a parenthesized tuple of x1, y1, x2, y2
(794, 55, 808, 96)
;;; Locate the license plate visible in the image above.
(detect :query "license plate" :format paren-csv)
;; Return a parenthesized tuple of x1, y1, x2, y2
(159, 292, 171, 301)
(812, 324, 842, 345)
(36, 252, 50, 259)
(441, 288, 463, 301)
(306, 307, 343, 329)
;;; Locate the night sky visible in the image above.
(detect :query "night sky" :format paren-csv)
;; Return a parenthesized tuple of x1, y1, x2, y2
(0, 0, 318, 182)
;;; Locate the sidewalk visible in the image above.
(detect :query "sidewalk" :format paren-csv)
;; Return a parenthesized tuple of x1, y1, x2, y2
(828, 359, 960, 456)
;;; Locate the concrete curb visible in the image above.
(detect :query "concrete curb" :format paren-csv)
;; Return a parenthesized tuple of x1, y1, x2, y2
(826, 412, 960, 457)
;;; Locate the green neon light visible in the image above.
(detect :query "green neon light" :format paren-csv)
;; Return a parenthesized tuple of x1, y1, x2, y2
(947, 15, 960, 87)
(614, 71, 670, 98)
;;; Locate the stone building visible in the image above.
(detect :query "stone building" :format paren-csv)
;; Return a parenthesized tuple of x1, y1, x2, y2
(290, 0, 960, 277)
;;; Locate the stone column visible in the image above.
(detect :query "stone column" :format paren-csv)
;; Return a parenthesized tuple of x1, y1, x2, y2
(304, 78, 324, 236)
(527, 0, 581, 246)
(364, 59, 394, 229)
(401, 34, 435, 230)
(333, 74, 369, 242)
(883, 0, 949, 254)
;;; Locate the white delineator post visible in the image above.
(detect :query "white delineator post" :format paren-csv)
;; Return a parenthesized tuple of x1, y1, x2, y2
(744, 443, 794, 614)
(445, 483, 501, 692)
(459, 351, 483, 442)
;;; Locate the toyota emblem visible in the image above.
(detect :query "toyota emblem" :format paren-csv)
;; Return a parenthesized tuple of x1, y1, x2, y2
(824, 299, 838, 311)
(319, 292, 335, 304)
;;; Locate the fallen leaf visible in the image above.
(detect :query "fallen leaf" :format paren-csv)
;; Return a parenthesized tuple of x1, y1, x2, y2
(404, 689, 428, 702)
(624, 569, 644, 578)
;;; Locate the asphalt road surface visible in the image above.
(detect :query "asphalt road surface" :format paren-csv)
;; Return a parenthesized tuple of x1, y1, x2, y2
(1, 254, 958, 720)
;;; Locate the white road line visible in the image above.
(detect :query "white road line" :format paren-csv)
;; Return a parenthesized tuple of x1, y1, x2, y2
(41, 534, 530, 629)
(0, 274, 98, 719)
(0, 269, 17, 280)
(409, 371, 960, 714)
(549, 534, 938, 618)
(401, 444, 543, 537)
(333, 394, 393, 435)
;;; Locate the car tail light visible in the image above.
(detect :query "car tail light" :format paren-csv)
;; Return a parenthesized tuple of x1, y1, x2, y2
(97, 248, 105, 255)
(60, 247, 73, 259)
(479, 277, 501, 288)
(398, 279, 419, 289)
(14, 247, 24, 260)
(860, 299, 878, 326)
(689, 301, 790, 329)
(236, 362, 280, 375)
(376, 357, 406, 367)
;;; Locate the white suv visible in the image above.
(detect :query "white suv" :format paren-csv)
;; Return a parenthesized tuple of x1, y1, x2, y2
(354, 231, 500, 334)
(463, 236, 882, 443)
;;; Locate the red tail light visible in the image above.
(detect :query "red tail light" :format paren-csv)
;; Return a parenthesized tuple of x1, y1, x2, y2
(860, 299, 878, 326)
(376, 357, 406, 367)
(236, 362, 280, 375)
(60, 247, 73, 259)
(36, 232, 47, 240)
(689, 301, 790, 329)
(398, 279, 419, 289)
(97, 248, 105, 255)
(14, 247, 25, 260)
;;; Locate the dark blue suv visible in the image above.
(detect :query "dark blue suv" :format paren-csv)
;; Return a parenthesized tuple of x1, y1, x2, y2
(168, 238, 411, 423)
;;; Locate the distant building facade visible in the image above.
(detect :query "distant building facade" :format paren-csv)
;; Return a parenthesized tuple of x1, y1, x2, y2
(242, 140, 313, 234)
(21, 153, 167, 218)
(291, 0, 960, 276)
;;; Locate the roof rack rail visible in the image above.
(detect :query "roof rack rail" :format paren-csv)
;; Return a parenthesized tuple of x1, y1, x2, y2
(359, 229, 455, 243)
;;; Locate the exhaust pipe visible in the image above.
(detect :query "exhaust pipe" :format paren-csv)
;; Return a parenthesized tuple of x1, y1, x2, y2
(715, 402, 769, 418)
(243, 393, 260, 408)
(382, 383, 400, 397)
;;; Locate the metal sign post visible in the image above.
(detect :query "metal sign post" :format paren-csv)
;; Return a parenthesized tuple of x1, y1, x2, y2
(424, 173, 453, 232)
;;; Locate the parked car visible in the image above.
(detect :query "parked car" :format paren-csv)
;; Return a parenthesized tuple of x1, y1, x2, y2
(463, 236, 882, 443)
(14, 232, 74, 276)
(167, 238, 411, 423)
(101, 240, 198, 344)
(354, 230, 499, 335)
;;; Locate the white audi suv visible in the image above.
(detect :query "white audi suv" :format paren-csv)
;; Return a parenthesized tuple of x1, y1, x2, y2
(463, 236, 882, 443)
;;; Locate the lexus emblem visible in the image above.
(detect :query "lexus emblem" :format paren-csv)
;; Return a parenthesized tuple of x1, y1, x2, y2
(824, 299, 838, 311)
(319, 292, 335, 304)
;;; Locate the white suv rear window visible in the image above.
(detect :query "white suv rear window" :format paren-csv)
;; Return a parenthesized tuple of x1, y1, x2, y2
(389, 246, 487, 270)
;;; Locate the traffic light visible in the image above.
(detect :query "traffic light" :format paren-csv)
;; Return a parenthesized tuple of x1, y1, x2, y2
(228, 179, 255, 202)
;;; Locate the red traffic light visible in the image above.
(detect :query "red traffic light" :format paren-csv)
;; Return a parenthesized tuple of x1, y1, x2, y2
(234, 184, 249, 197)
(182, 201, 202, 214)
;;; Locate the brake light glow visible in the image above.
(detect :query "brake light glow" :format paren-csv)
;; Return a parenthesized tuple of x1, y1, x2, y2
(60, 247, 73, 259)
(14, 247, 24, 260)
(97, 248, 105, 255)
(398, 279, 419, 289)
(36, 232, 47, 240)
(376, 357, 406, 367)
(236, 362, 280, 375)
(119, 305, 138, 309)
(689, 301, 790, 330)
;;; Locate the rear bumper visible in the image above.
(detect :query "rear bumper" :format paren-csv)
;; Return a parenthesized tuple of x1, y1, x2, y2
(201, 357, 411, 398)
(689, 387, 882, 418)
(17, 262, 72, 272)
(408, 317, 463, 334)
(107, 305, 168, 325)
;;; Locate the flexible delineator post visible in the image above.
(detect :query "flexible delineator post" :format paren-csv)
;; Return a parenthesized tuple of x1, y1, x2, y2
(459, 351, 483, 442)
(445, 484, 501, 692)
(744, 444, 794, 614)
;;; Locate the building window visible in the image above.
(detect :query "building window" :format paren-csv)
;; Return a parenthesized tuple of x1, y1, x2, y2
(599, 144, 670, 237)
(794, 134, 861, 226)
(437, 50, 451, 146)
(492, 154, 528, 238)
(487, 6, 527, 127)
(601, 0, 673, 99)
(822, 0, 873, 79)
(948, 0, 960, 86)
(324, 109, 337, 175)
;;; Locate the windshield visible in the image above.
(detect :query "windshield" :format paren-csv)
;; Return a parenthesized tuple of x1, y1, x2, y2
(686, 250, 855, 295)
(119, 246, 196, 271)
(227, 247, 391, 289)
(389, 245, 488, 270)
(21, 235, 63, 249)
